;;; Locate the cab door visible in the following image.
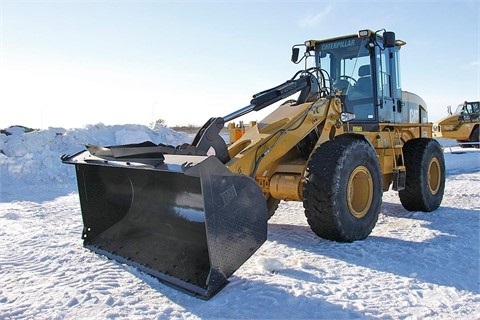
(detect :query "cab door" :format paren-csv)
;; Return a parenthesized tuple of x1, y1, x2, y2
(375, 44, 402, 123)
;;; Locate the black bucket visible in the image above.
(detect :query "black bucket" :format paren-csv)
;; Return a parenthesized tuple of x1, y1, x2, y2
(62, 151, 267, 299)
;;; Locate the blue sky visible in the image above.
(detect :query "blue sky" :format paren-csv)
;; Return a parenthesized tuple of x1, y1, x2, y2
(0, 0, 478, 129)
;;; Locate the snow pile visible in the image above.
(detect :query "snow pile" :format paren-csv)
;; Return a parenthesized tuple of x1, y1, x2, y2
(0, 124, 190, 187)
(0, 125, 479, 319)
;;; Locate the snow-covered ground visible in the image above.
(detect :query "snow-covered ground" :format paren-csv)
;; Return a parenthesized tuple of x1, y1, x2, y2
(1, 124, 479, 319)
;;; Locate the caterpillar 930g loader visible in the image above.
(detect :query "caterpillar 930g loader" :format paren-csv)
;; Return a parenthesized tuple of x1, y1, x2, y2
(62, 29, 445, 299)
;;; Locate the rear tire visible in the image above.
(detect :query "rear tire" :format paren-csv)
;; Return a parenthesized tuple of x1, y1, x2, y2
(302, 138, 382, 242)
(469, 126, 479, 148)
(399, 138, 445, 211)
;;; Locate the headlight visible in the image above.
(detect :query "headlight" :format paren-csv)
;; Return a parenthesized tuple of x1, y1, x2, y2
(358, 30, 372, 38)
(340, 112, 356, 122)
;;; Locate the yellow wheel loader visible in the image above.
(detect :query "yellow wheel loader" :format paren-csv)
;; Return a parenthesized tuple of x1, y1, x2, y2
(432, 101, 480, 148)
(62, 29, 445, 299)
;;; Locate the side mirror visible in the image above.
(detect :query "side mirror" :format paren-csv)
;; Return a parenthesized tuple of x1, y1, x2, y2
(383, 31, 396, 48)
(291, 48, 300, 63)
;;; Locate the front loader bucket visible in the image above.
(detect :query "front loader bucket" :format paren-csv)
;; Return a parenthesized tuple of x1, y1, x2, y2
(62, 149, 267, 299)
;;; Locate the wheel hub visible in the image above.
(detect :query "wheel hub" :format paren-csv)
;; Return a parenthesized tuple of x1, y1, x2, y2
(347, 166, 373, 218)
(428, 157, 441, 195)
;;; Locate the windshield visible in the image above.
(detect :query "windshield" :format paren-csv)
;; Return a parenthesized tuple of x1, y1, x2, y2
(455, 104, 465, 115)
(314, 36, 376, 121)
(316, 36, 371, 98)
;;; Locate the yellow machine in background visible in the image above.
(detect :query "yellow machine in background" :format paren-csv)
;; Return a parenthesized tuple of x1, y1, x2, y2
(62, 29, 446, 299)
(228, 121, 256, 142)
(433, 101, 479, 148)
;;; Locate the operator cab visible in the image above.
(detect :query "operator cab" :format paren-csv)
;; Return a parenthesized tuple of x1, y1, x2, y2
(293, 30, 410, 127)
(456, 101, 479, 121)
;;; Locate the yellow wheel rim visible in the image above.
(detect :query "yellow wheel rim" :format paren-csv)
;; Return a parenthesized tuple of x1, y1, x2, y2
(347, 166, 373, 218)
(428, 157, 441, 195)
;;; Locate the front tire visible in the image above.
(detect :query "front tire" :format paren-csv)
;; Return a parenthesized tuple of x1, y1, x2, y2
(302, 137, 382, 242)
(399, 138, 445, 211)
(266, 196, 280, 219)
